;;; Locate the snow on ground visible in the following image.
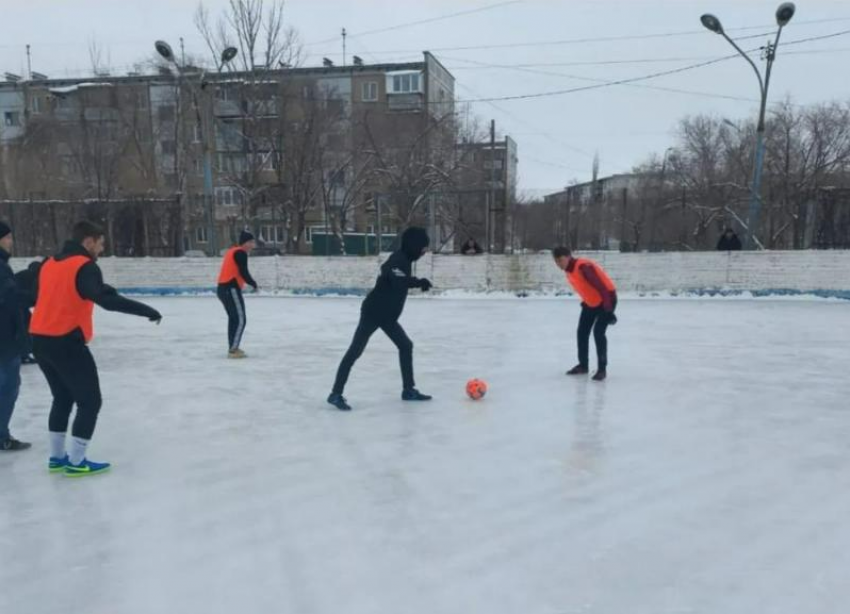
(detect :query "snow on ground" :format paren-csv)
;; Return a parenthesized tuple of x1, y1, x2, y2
(1, 296, 849, 614)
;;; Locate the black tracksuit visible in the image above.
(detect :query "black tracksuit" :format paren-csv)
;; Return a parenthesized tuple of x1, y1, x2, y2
(332, 228, 431, 395)
(217, 249, 257, 351)
(32, 242, 161, 440)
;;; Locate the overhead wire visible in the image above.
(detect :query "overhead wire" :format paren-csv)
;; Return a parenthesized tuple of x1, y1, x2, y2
(449, 29, 850, 103)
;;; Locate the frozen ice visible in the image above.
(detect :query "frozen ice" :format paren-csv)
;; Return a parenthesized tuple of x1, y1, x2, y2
(1, 296, 849, 614)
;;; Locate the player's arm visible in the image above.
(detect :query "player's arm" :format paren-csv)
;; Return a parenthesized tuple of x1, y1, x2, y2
(390, 268, 428, 290)
(579, 264, 614, 311)
(76, 262, 162, 321)
(383, 254, 429, 290)
(233, 250, 258, 289)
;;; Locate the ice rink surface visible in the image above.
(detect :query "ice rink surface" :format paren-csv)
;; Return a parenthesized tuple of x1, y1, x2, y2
(1, 296, 849, 614)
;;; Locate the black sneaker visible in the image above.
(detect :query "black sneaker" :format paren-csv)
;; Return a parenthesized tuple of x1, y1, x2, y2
(0, 437, 32, 452)
(402, 388, 432, 401)
(327, 393, 352, 411)
(592, 369, 607, 382)
(566, 365, 589, 375)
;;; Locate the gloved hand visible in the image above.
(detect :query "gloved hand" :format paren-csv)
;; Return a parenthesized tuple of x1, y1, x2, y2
(149, 311, 163, 325)
(605, 312, 618, 326)
(418, 278, 433, 292)
(251, 283, 259, 293)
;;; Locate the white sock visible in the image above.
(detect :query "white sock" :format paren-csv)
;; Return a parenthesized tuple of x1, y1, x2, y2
(49, 431, 67, 459)
(68, 437, 90, 466)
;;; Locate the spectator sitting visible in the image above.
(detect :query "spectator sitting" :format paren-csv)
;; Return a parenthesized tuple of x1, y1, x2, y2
(461, 238, 483, 255)
(716, 228, 742, 251)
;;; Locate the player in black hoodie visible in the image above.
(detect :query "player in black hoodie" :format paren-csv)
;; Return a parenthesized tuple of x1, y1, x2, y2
(328, 227, 432, 411)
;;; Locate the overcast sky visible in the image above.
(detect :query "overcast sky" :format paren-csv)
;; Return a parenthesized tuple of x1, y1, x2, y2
(2, 0, 849, 194)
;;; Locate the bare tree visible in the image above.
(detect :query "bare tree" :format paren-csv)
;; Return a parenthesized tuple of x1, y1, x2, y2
(195, 0, 302, 71)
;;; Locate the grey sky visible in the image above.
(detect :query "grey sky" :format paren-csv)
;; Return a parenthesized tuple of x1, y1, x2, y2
(2, 0, 849, 193)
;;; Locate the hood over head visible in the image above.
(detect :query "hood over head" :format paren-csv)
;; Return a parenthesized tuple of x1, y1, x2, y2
(400, 227, 429, 261)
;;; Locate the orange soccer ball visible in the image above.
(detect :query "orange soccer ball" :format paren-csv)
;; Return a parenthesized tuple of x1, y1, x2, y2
(466, 378, 488, 400)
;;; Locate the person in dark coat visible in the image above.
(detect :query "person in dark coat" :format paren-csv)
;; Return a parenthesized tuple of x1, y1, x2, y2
(716, 228, 742, 251)
(0, 222, 30, 451)
(14, 260, 41, 364)
(461, 238, 483, 255)
(328, 227, 433, 411)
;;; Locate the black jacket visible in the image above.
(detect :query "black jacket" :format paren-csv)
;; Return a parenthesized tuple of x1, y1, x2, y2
(0, 248, 26, 362)
(14, 261, 41, 310)
(33, 241, 161, 342)
(361, 227, 430, 323)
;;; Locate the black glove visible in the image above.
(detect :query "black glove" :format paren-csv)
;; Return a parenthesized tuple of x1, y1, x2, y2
(149, 311, 163, 324)
(418, 278, 433, 292)
(605, 312, 617, 326)
(251, 283, 259, 293)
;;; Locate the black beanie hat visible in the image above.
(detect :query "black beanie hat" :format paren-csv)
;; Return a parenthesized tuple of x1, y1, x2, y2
(239, 230, 255, 245)
(0, 222, 11, 240)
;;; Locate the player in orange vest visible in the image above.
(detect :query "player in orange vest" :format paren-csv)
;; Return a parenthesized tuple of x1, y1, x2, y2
(217, 230, 258, 358)
(553, 247, 618, 381)
(30, 221, 162, 477)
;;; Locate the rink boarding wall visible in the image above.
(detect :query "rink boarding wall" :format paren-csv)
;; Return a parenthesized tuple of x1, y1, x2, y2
(11, 251, 850, 299)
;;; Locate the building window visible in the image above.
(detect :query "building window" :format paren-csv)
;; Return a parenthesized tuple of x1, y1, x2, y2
(193, 158, 204, 176)
(215, 186, 242, 206)
(31, 97, 44, 115)
(390, 73, 420, 94)
(3, 112, 21, 127)
(157, 105, 175, 122)
(193, 124, 202, 143)
(260, 225, 285, 243)
(195, 226, 209, 244)
(252, 152, 274, 172)
(217, 153, 245, 174)
(362, 81, 378, 102)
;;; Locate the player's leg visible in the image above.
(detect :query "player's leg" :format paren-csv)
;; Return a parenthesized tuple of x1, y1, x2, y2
(34, 338, 79, 472)
(230, 286, 247, 353)
(567, 304, 597, 375)
(592, 301, 616, 381)
(329, 315, 379, 410)
(382, 321, 430, 401)
(217, 285, 239, 353)
(56, 342, 108, 476)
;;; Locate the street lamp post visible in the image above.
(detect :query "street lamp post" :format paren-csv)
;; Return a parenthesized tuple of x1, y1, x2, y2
(155, 40, 238, 257)
(700, 3, 795, 250)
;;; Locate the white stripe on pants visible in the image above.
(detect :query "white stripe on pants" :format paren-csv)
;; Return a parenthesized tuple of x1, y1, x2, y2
(230, 287, 246, 350)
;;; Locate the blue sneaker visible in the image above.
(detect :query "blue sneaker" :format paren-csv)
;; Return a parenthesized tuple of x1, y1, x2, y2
(64, 458, 111, 477)
(48, 455, 70, 473)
